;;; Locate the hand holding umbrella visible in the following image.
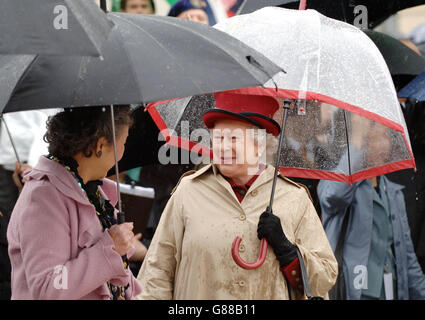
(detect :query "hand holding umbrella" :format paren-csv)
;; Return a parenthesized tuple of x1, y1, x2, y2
(257, 210, 297, 266)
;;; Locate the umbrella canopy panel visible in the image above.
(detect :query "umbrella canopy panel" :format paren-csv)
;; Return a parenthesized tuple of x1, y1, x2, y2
(0, 55, 35, 111)
(213, 7, 412, 155)
(148, 93, 412, 183)
(0, 0, 113, 57)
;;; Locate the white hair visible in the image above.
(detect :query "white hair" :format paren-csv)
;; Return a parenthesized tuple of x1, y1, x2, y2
(249, 129, 279, 165)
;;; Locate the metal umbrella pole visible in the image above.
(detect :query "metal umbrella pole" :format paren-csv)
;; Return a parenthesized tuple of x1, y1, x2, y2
(232, 99, 291, 269)
(265, 102, 291, 212)
(109, 104, 130, 274)
(109, 105, 125, 224)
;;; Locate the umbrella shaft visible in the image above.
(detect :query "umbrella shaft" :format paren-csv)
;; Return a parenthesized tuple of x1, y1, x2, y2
(268, 101, 290, 210)
(109, 105, 123, 218)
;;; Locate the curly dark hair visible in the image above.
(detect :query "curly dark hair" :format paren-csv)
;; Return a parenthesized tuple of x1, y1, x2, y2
(44, 105, 132, 159)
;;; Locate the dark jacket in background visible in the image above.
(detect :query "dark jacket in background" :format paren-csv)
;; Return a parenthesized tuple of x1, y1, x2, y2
(387, 100, 425, 272)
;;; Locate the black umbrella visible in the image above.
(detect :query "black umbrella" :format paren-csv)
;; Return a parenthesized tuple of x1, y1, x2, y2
(3, 13, 282, 114)
(364, 29, 425, 90)
(1, 13, 282, 223)
(0, 0, 113, 57)
(237, 0, 425, 29)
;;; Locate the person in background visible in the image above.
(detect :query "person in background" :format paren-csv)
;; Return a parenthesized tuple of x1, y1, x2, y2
(387, 44, 425, 273)
(121, 0, 155, 14)
(168, 0, 211, 25)
(407, 23, 425, 56)
(318, 115, 425, 300)
(387, 98, 425, 273)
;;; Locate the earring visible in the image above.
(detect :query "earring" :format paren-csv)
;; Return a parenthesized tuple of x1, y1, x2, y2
(96, 150, 102, 158)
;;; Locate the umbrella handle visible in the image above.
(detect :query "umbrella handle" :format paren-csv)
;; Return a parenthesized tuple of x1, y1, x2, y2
(231, 236, 268, 269)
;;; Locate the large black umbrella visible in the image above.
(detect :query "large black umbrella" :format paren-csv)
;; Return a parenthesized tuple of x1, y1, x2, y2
(1, 12, 282, 222)
(364, 29, 425, 90)
(237, 0, 425, 29)
(3, 13, 282, 114)
(0, 0, 113, 57)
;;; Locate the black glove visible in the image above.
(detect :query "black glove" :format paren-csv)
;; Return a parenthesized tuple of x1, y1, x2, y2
(257, 210, 297, 267)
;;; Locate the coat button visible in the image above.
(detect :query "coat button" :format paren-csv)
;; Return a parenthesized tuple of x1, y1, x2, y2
(291, 270, 297, 276)
(239, 280, 246, 287)
(239, 214, 246, 221)
(239, 244, 245, 252)
(251, 190, 258, 197)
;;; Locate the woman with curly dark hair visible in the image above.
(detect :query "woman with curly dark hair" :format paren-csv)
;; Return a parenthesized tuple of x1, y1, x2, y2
(7, 106, 142, 300)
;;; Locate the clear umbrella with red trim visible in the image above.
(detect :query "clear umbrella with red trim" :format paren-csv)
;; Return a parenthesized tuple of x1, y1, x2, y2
(144, 7, 415, 274)
(148, 7, 414, 183)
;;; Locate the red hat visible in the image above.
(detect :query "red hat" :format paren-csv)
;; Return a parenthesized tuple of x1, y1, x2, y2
(203, 92, 281, 136)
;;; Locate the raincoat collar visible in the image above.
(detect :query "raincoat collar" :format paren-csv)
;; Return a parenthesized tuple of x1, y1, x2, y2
(188, 163, 290, 201)
(24, 156, 118, 207)
(190, 163, 285, 183)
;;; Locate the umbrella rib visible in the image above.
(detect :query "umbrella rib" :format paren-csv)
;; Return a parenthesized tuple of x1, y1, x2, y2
(343, 110, 352, 183)
(70, 56, 92, 107)
(64, 0, 101, 56)
(110, 14, 205, 97)
(3, 55, 38, 113)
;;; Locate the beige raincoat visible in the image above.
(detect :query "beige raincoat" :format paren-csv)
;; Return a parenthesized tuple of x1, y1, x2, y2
(136, 164, 337, 299)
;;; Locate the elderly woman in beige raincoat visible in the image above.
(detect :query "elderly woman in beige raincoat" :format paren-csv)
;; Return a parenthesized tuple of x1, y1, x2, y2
(137, 92, 337, 299)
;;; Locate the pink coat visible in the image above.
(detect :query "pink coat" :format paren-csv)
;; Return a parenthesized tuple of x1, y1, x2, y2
(7, 156, 142, 300)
